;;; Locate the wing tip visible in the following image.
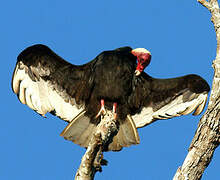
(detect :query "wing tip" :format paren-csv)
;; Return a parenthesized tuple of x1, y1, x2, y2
(193, 93, 208, 116)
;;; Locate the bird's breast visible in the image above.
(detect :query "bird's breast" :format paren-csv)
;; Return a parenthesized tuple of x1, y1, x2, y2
(93, 57, 135, 102)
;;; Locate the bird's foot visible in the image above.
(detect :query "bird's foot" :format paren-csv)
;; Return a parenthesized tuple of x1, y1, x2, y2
(96, 99, 107, 118)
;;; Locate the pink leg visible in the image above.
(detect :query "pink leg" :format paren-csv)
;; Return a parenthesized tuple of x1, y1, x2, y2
(113, 102, 117, 119)
(96, 99, 106, 118)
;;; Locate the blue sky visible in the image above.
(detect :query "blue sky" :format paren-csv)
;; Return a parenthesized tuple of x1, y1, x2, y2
(1, 0, 219, 179)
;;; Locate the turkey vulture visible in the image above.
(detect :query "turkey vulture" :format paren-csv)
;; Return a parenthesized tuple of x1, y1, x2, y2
(11, 44, 210, 151)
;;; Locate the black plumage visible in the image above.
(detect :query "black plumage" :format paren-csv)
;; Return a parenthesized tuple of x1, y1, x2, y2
(12, 44, 210, 151)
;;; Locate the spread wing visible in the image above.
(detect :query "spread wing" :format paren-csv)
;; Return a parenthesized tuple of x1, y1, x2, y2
(130, 73, 210, 128)
(11, 44, 94, 122)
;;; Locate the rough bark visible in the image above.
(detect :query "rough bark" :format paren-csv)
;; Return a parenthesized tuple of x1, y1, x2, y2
(173, 1, 220, 179)
(75, 110, 118, 180)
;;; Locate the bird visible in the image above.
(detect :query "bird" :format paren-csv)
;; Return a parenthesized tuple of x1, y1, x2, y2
(11, 44, 210, 151)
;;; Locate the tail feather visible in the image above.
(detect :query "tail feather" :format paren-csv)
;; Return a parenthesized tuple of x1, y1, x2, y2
(76, 123, 96, 147)
(109, 115, 140, 151)
(61, 112, 140, 151)
(60, 111, 92, 143)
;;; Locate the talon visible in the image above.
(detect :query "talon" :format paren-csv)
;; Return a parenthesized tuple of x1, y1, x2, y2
(96, 99, 106, 118)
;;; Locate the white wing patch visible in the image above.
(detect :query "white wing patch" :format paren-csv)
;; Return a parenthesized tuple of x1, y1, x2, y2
(132, 92, 208, 128)
(132, 106, 154, 128)
(12, 61, 84, 122)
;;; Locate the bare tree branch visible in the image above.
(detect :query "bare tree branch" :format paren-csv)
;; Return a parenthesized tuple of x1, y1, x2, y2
(198, 0, 212, 11)
(75, 110, 118, 180)
(173, 1, 220, 179)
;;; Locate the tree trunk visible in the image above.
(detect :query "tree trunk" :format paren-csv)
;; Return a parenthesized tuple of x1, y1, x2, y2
(173, 0, 220, 179)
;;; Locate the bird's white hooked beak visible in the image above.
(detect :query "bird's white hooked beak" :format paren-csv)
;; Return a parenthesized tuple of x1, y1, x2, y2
(135, 70, 141, 76)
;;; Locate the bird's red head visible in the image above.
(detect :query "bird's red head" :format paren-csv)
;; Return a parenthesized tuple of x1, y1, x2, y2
(131, 48, 151, 76)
